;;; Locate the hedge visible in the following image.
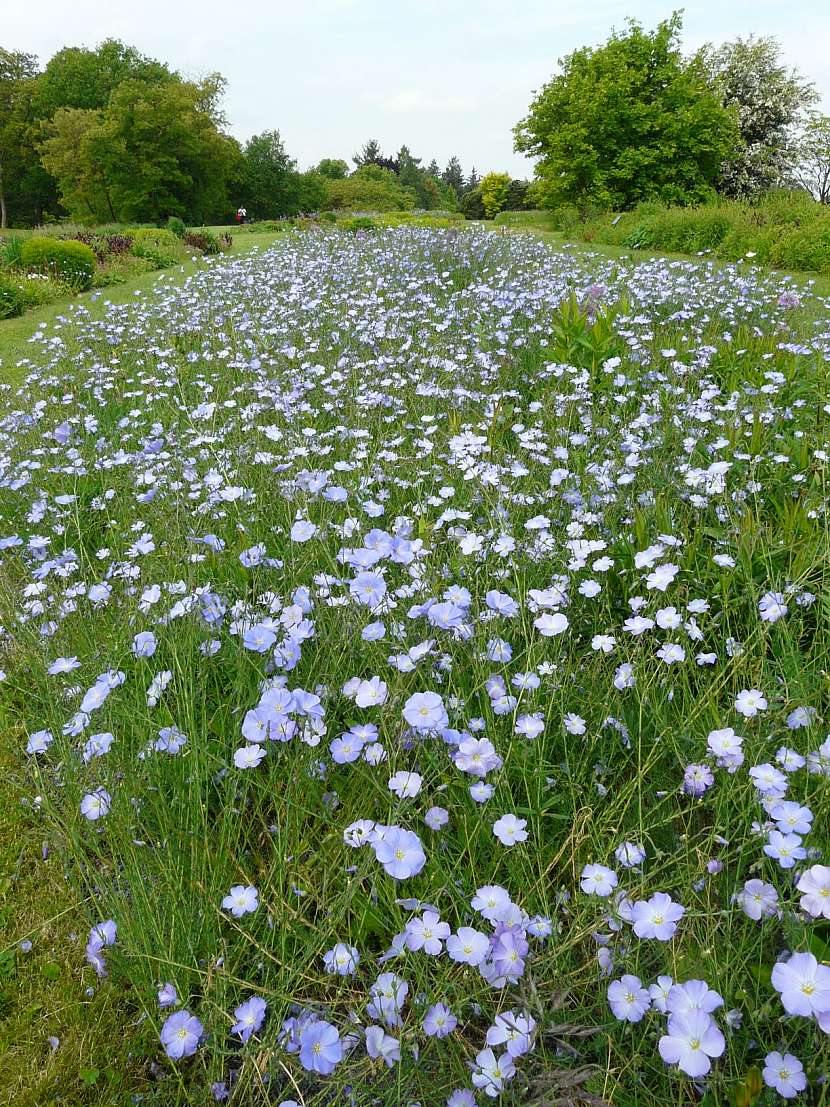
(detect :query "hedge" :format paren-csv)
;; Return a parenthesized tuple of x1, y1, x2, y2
(19, 237, 96, 291)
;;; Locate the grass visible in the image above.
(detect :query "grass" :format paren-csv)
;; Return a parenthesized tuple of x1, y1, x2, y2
(1, 225, 830, 1105)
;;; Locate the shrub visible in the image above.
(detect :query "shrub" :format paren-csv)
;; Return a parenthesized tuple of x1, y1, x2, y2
(562, 196, 830, 273)
(92, 256, 158, 287)
(0, 271, 68, 317)
(1, 233, 25, 268)
(0, 273, 26, 318)
(459, 188, 485, 220)
(493, 210, 559, 231)
(20, 237, 96, 291)
(129, 228, 187, 269)
(183, 230, 221, 255)
(167, 216, 187, 238)
(341, 216, 376, 233)
(770, 224, 830, 273)
(321, 211, 337, 224)
(322, 176, 416, 213)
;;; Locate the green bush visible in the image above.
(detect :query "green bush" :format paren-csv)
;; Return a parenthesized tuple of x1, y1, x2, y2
(321, 211, 337, 224)
(0, 273, 26, 318)
(565, 196, 830, 274)
(167, 216, 187, 238)
(459, 188, 485, 220)
(341, 216, 376, 233)
(92, 255, 158, 287)
(183, 230, 221, 255)
(1, 233, 25, 268)
(20, 237, 96, 291)
(493, 209, 559, 231)
(128, 228, 187, 268)
(770, 224, 830, 273)
(0, 271, 68, 317)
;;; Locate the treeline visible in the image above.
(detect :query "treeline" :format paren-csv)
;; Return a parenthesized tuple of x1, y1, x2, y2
(0, 40, 511, 228)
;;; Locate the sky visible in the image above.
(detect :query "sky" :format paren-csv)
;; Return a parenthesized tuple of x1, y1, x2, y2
(8, 0, 830, 179)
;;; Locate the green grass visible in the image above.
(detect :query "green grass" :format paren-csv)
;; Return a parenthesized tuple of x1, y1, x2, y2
(2, 225, 829, 1105)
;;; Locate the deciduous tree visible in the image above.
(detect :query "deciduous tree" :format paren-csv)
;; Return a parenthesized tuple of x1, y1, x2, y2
(700, 36, 815, 197)
(514, 15, 737, 211)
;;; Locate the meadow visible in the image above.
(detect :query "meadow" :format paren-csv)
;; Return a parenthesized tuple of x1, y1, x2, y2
(1, 224, 829, 1107)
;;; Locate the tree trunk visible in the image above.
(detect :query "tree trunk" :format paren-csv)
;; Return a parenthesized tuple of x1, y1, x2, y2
(0, 155, 7, 228)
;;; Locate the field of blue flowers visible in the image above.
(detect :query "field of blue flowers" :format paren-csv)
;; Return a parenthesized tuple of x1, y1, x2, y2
(2, 226, 829, 1105)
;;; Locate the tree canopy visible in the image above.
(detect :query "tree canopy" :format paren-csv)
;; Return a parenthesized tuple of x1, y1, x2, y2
(515, 15, 739, 211)
(700, 36, 816, 197)
(40, 77, 238, 223)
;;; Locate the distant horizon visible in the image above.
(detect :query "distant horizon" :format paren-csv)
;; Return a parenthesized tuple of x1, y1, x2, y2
(9, 0, 830, 179)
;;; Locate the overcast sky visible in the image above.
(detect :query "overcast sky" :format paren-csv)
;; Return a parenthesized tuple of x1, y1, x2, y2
(8, 0, 830, 178)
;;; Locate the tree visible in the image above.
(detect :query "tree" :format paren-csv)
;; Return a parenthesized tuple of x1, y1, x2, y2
(39, 106, 115, 221)
(787, 114, 830, 204)
(459, 186, 484, 220)
(442, 156, 464, 196)
(479, 172, 511, 219)
(316, 158, 349, 180)
(322, 167, 416, 212)
(465, 167, 480, 192)
(700, 36, 816, 197)
(514, 15, 738, 211)
(506, 179, 531, 211)
(0, 48, 42, 227)
(296, 170, 328, 211)
(426, 158, 440, 178)
(353, 138, 382, 167)
(236, 130, 299, 219)
(35, 38, 173, 114)
(41, 77, 237, 223)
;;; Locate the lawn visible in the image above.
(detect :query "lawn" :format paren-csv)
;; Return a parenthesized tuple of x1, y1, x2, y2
(1, 224, 829, 1107)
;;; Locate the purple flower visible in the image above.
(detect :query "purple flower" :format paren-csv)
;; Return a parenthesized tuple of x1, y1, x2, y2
(158, 982, 178, 1008)
(424, 805, 449, 830)
(403, 691, 448, 732)
(580, 863, 618, 896)
(658, 1011, 724, 1077)
(446, 926, 489, 966)
(683, 763, 714, 796)
(221, 885, 259, 917)
(423, 1003, 457, 1039)
(772, 951, 830, 1017)
(737, 878, 779, 920)
(608, 975, 650, 1022)
(492, 813, 528, 847)
(371, 826, 426, 880)
(365, 1025, 400, 1066)
(323, 943, 360, 975)
(298, 1018, 342, 1074)
(405, 911, 449, 955)
(232, 996, 267, 1042)
(80, 788, 111, 821)
(485, 1010, 536, 1056)
(160, 1009, 204, 1060)
(797, 865, 830, 919)
(631, 892, 685, 941)
(764, 830, 806, 869)
(666, 979, 723, 1017)
(132, 631, 157, 657)
(763, 1051, 807, 1099)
